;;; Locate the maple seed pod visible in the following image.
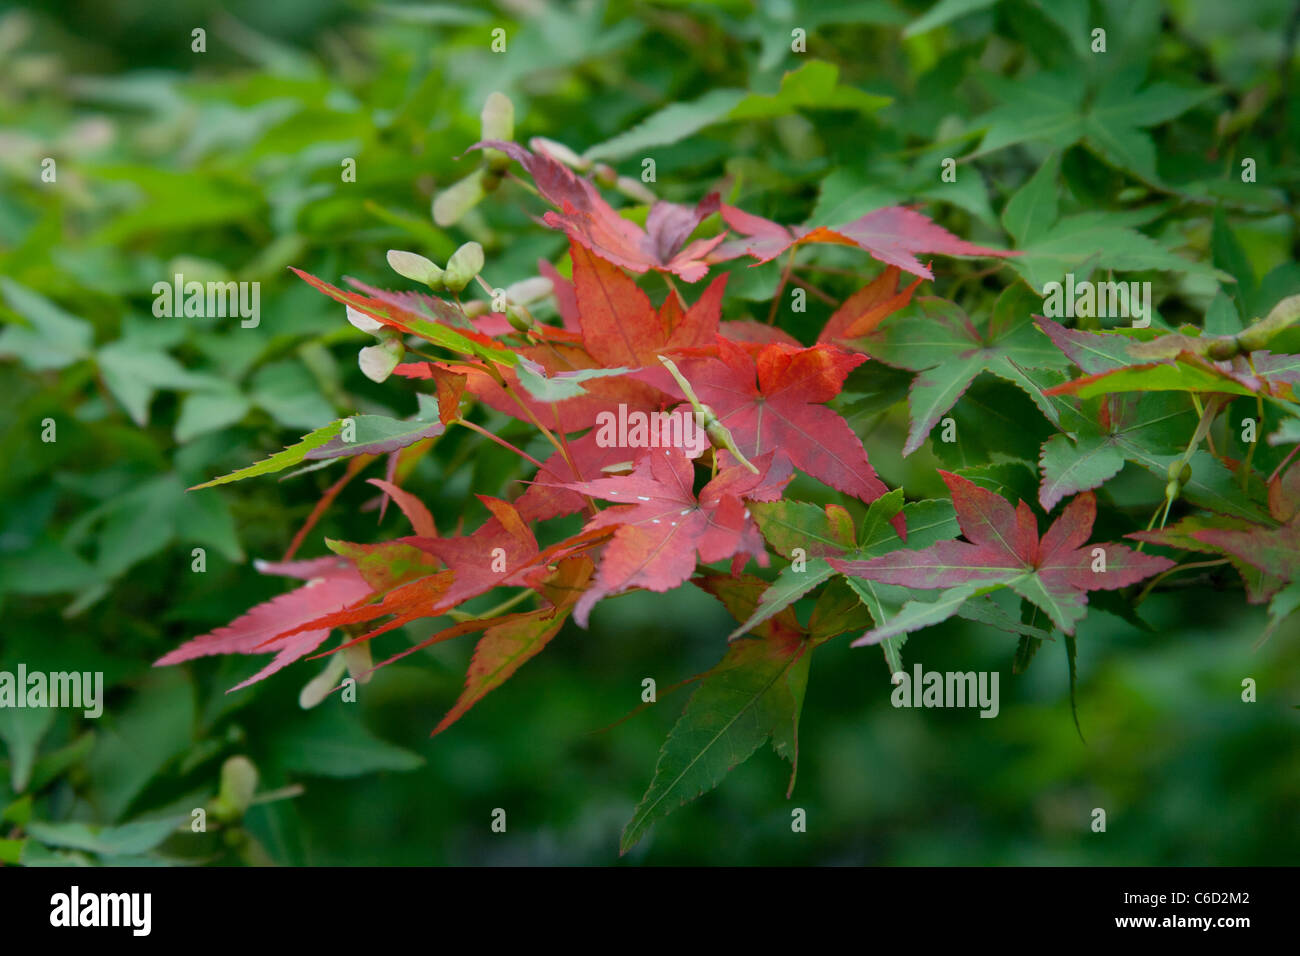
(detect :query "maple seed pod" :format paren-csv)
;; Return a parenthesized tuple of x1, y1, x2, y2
(506, 306, 534, 332)
(387, 249, 444, 289)
(1166, 460, 1192, 485)
(504, 276, 553, 305)
(701, 407, 731, 448)
(359, 330, 405, 383)
(433, 168, 489, 227)
(213, 755, 258, 823)
(1207, 338, 1240, 361)
(531, 136, 590, 171)
(345, 304, 385, 335)
(1235, 328, 1272, 354)
(616, 176, 657, 204)
(443, 241, 485, 293)
(480, 91, 514, 173)
(705, 420, 732, 449)
(1164, 479, 1182, 501)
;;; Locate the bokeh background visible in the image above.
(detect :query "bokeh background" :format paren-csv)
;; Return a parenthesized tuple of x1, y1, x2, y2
(1, 0, 1297, 865)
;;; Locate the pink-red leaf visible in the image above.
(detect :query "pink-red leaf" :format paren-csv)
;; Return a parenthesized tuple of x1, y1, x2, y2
(831, 471, 1173, 633)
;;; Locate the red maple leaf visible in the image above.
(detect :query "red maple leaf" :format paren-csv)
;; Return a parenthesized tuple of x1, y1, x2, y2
(414, 496, 543, 610)
(817, 265, 923, 344)
(538, 257, 581, 332)
(570, 241, 725, 367)
(552, 447, 793, 626)
(713, 203, 1015, 280)
(473, 140, 726, 282)
(279, 499, 607, 648)
(641, 337, 891, 505)
(153, 556, 373, 691)
(830, 471, 1174, 633)
(514, 431, 636, 522)
(398, 239, 728, 433)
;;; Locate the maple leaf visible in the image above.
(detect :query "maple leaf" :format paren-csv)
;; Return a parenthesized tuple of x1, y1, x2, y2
(473, 139, 726, 282)
(1037, 391, 1194, 510)
(272, 570, 455, 646)
(712, 202, 1014, 280)
(396, 241, 730, 433)
(1033, 318, 1274, 521)
(431, 556, 594, 736)
(1038, 307, 1300, 403)
(1129, 499, 1300, 639)
(403, 345, 662, 435)
(1046, 350, 1300, 402)
(513, 431, 635, 522)
(818, 265, 923, 344)
(621, 573, 814, 853)
(1129, 513, 1286, 605)
(154, 556, 373, 691)
(973, 67, 1215, 184)
(1189, 514, 1300, 636)
(1130, 457, 1300, 603)
(640, 336, 891, 505)
(854, 290, 1068, 456)
(276, 501, 607, 651)
(290, 268, 515, 365)
(552, 447, 792, 626)
(570, 241, 725, 366)
(830, 471, 1174, 634)
(746, 489, 1040, 659)
(413, 497, 543, 611)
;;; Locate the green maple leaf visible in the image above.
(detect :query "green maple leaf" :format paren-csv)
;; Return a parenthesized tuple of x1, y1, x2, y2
(975, 65, 1215, 183)
(1034, 317, 1273, 520)
(746, 488, 1044, 670)
(998, 151, 1230, 291)
(1132, 509, 1299, 638)
(1038, 391, 1193, 509)
(620, 575, 813, 853)
(854, 286, 1068, 456)
(835, 472, 1175, 636)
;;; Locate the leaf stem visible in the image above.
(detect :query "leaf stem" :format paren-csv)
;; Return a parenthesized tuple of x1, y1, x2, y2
(1242, 394, 1264, 490)
(1135, 559, 1231, 604)
(767, 247, 798, 325)
(786, 273, 839, 305)
(663, 273, 686, 309)
(506, 171, 543, 201)
(448, 587, 534, 622)
(456, 418, 547, 470)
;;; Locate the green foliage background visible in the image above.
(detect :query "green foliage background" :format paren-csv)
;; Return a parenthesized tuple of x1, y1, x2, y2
(1, 0, 1297, 864)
